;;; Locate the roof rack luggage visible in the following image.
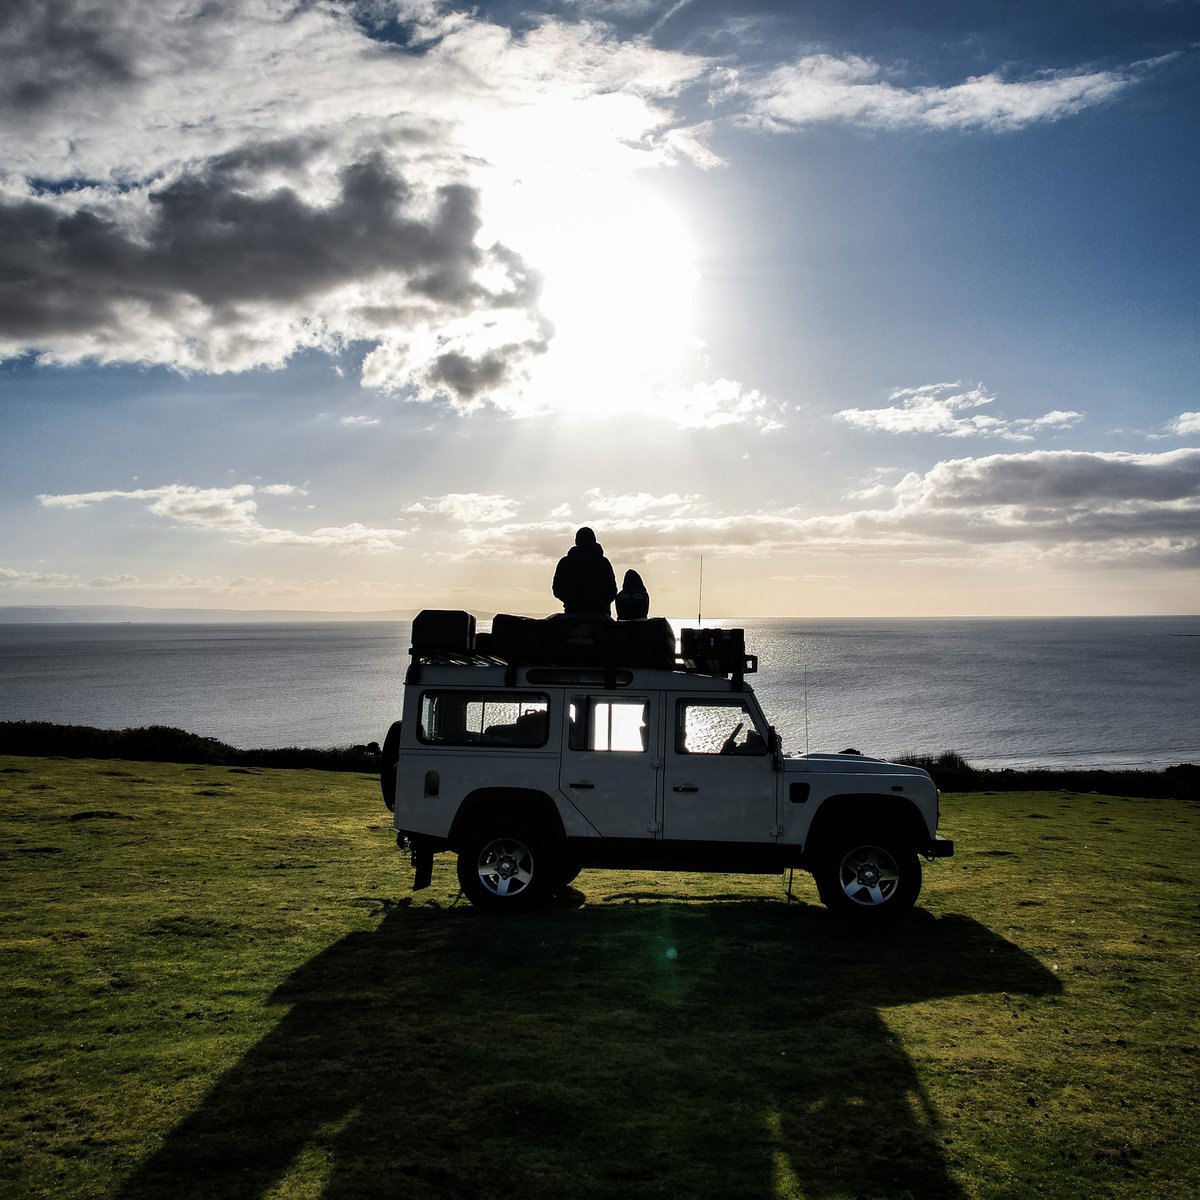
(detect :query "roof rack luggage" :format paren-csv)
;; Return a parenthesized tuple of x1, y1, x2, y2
(411, 609, 476, 654)
(481, 614, 676, 670)
(406, 610, 758, 685)
(679, 627, 758, 678)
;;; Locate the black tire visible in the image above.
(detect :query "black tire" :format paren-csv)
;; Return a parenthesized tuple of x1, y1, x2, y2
(812, 827, 922, 921)
(380, 721, 402, 812)
(456, 821, 556, 912)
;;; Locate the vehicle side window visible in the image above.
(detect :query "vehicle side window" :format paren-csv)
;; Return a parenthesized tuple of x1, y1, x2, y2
(568, 696, 649, 753)
(676, 700, 767, 756)
(418, 692, 550, 747)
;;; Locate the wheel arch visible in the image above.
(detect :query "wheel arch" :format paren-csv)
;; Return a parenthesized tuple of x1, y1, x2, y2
(803, 792, 931, 858)
(448, 787, 566, 851)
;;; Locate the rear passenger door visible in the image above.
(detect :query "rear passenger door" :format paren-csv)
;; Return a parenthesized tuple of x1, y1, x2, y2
(558, 692, 662, 839)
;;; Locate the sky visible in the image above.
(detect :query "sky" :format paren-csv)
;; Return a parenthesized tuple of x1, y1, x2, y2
(1, 0, 1198, 618)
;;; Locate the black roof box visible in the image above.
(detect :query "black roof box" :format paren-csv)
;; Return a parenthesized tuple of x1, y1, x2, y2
(411, 610, 476, 654)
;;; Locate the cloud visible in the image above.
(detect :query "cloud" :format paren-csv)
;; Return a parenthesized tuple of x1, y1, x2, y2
(846, 447, 1200, 568)
(848, 448, 1200, 568)
(0, 3, 1161, 426)
(0, 151, 549, 405)
(733, 53, 1136, 133)
(836, 382, 1083, 441)
(655, 378, 785, 430)
(37, 484, 409, 551)
(0, 563, 344, 597)
(583, 489, 704, 519)
(905, 448, 1200, 509)
(451, 448, 1200, 569)
(154, 573, 339, 596)
(1166, 412, 1200, 436)
(0, 565, 83, 589)
(0, 0, 712, 412)
(39, 484, 262, 528)
(88, 574, 141, 588)
(404, 493, 521, 523)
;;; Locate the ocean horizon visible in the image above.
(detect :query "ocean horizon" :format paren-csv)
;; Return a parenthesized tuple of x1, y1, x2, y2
(1, 615, 1196, 772)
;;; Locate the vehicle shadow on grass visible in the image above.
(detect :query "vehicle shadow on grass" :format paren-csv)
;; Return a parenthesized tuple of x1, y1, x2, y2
(114, 901, 1061, 1200)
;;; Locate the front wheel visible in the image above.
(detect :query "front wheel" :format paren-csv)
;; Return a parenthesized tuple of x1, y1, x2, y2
(813, 828, 922, 921)
(456, 822, 556, 911)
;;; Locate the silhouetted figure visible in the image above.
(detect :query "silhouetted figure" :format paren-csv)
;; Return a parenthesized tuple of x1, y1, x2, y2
(615, 569, 650, 620)
(552, 527, 617, 616)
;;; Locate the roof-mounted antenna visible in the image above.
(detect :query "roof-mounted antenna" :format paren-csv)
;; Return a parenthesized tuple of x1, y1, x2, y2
(804, 661, 811, 757)
(697, 555, 704, 625)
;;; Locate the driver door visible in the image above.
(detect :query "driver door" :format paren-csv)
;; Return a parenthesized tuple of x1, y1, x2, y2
(661, 693, 779, 843)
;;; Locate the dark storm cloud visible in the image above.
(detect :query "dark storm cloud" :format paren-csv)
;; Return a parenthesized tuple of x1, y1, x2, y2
(431, 348, 520, 400)
(147, 156, 484, 308)
(0, 153, 493, 337)
(2, 0, 706, 407)
(0, 0, 140, 116)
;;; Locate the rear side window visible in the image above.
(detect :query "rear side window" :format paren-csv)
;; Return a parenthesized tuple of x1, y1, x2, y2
(419, 692, 550, 747)
(568, 696, 649, 753)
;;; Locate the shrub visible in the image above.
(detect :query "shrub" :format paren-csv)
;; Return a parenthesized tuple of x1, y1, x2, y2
(0, 722, 380, 773)
(894, 749, 1198, 801)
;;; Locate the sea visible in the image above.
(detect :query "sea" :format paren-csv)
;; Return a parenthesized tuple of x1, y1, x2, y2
(0, 617, 1197, 771)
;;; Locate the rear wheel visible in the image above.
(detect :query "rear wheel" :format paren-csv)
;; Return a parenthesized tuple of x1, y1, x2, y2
(813, 828, 921, 921)
(456, 821, 556, 911)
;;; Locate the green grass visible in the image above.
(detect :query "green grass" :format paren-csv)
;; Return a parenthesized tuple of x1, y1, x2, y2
(1, 757, 1197, 1200)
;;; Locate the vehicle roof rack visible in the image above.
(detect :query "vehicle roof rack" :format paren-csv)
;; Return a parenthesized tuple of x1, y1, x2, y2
(405, 647, 507, 684)
(405, 610, 758, 687)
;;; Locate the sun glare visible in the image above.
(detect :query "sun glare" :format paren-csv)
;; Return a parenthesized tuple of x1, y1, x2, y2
(533, 182, 696, 349)
(485, 172, 701, 415)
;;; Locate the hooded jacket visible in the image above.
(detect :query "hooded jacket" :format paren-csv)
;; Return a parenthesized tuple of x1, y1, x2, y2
(552, 541, 618, 615)
(615, 569, 650, 620)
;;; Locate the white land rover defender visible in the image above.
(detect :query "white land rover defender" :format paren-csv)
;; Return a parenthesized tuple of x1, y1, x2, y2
(381, 610, 953, 919)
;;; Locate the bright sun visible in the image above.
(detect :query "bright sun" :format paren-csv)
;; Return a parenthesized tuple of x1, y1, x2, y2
(532, 181, 697, 353)
(484, 171, 701, 416)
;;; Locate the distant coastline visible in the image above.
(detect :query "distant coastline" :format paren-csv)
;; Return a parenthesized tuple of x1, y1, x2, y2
(2, 605, 1197, 625)
(0, 604, 424, 624)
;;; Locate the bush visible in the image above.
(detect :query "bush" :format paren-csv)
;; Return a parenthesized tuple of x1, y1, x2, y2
(894, 749, 1198, 801)
(0, 722, 380, 773)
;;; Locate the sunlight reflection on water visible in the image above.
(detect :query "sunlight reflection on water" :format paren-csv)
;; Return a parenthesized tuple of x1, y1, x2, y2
(1, 616, 1196, 769)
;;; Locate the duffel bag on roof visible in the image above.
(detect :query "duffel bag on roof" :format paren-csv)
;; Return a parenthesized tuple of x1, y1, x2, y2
(485, 614, 675, 669)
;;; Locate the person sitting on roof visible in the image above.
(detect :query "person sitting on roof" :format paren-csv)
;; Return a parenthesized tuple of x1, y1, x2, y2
(552, 527, 618, 616)
(615, 568, 650, 620)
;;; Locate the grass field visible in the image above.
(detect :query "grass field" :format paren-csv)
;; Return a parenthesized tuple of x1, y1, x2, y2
(2, 755, 1197, 1200)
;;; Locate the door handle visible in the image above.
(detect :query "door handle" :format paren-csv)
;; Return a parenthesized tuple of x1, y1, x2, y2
(673, 785, 698, 793)
(568, 782, 594, 790)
